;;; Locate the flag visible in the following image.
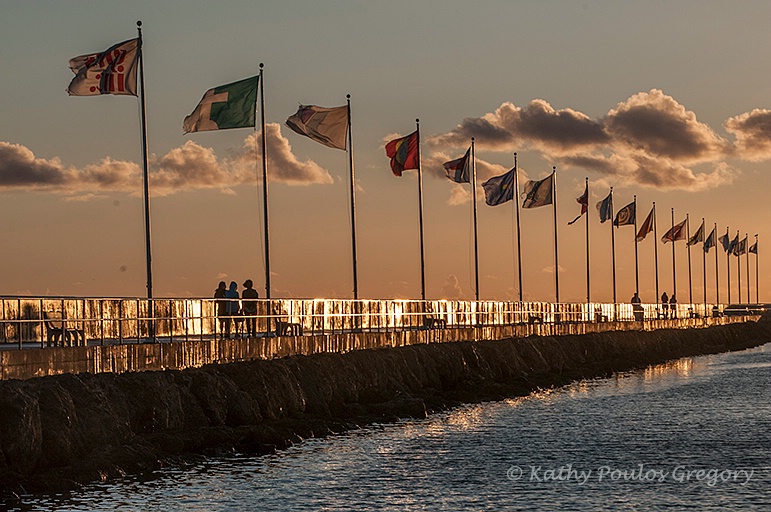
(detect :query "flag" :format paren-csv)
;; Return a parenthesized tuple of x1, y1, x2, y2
(704, 227, 716, 253)
(285, 105, 348, 150)
(183, 76, 259, 133)
(522, 173, 554, 208)
(67, 38, 139, 96)
(443, 148, 470, 183)
(614, 201, 636, 227)
(567, 183, 588, 225)
(662, 218, 688, 243)
(385, 130, 419, 177)
(749, 241, 758, 254)
(719, 232, 732, 252)
(596, 192, 613, 223)
(636, 207, 655, 241)
(687, 220, 705, 246)
(728, 233, 739, 254)
(734, 236, 747, 256)
(482, 168, 515, 206)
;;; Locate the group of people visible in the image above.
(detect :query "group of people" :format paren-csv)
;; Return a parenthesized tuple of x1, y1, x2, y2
(214, 280, 260, 338)
(630, 291, 678, 320)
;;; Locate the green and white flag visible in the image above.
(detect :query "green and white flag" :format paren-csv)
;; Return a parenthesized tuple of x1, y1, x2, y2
(183, 76, 259, 133)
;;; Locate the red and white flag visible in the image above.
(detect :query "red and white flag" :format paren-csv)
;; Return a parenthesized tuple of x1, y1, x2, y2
(67, 38, 139, 96)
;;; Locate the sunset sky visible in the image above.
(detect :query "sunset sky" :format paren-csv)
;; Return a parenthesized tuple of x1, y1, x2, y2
(1, 1, 769, 303)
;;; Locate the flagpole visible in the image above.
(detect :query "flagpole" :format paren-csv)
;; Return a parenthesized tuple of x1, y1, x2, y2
(746, 232, 750, 304)
(755, 234, 759, 303)
(137, 22, 154, 319)
(653, 202, 660, 309)
(346, 94, 359, 300)
(671, 208, 677, 301)
(514, 153, 523, 302)
(552, 167, 560, 306)
(610, 187, 617, 307)
(736, 230, 741, 302)
(633, 195, 639, 297)
(726, 228, 732, 304)
(702, 218, 707, 309)
(471, 138, 480, 302)
(585, 177, 590, 303)
(686, 214, 693, 304)
(259, 64, 271, 299)
(715, 223, 720, 305)
(416, 119, 426, 301)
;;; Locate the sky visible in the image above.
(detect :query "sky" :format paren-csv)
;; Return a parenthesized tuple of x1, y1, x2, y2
(1, 0, 769, 303)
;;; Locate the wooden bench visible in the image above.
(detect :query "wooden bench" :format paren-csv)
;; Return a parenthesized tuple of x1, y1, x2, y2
(43, 311, 86, 347)
(275, 320, 303, 336)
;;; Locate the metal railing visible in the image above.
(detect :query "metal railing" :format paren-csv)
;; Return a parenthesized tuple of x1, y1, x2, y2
(0, 297, 727, 349)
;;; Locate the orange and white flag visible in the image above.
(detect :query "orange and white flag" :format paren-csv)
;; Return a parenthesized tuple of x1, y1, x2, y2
(67, 38, 139, 96)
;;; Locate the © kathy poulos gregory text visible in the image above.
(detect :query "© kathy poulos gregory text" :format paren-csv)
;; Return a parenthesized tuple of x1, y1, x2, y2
(506, 463, 755, 487)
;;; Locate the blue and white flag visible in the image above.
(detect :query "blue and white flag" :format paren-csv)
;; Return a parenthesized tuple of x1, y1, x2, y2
(596, 191, 613, 223)
(482, 168, 515, 206)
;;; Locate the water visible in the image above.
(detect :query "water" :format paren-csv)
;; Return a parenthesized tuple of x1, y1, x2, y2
(15, 343, 771, 511)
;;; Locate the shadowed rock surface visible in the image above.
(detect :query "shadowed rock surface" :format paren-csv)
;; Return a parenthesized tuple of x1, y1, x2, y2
(1, 321, 769, 497)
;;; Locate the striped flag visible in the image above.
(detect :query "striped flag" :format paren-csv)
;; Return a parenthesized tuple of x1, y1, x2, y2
(443, 148, 470, 183)
(596, 191, 613, 223)
(385, 130, 419, 177)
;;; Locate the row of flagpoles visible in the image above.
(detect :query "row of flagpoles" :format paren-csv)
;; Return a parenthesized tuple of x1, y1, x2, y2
(66, 26, 760, 304)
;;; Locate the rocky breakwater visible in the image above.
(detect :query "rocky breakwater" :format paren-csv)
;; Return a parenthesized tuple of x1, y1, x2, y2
(1, 320, 770, 497)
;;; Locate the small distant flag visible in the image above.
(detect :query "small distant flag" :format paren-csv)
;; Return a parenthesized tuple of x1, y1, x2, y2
(286, 104, 348, 150)
(728, 233, 739, 253)
(662, 218, 688, 243)
(614, 201, 636, 227)
(636, 207, 655, 241)
(687, 220, 705, 246)
(719, 231, 732, 252)
(596, 192, 613, 223)
(482, 168, 515, 206)
(183, 76, 259, 133)
(733, 236, 748, 256)
(749, 240, 758, 254)
(385, 130, 419, 177)
(567, 183, 588, 225)
(704, 227, 716, 253)
(67, 38, 139, 96)
(522, 173, 554, 209)
(443, 148, 471, 183)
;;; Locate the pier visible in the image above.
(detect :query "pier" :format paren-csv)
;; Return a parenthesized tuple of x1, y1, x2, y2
(0, 296, 759, 381)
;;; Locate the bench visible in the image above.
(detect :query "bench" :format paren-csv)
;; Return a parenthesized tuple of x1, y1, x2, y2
(43, 311, 86, 347)
(275, 320, 303, 336)
(424, 317, 447, 329)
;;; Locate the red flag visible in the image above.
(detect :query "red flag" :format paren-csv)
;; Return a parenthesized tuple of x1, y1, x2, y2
(636, 207, 655, 241)
(567, 183, 588, 225)
(67, 38, 139, 96)
(385, 130, 419, 177)
(661, 218, 688, 243)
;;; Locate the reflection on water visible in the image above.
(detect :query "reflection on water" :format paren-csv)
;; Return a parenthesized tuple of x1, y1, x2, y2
(14, 343, 771, 511)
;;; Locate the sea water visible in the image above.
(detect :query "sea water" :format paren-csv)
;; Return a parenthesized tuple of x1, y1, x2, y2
(15, 343, 771, 511)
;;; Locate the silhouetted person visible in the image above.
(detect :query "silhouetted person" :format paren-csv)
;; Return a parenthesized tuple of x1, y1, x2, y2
(225, 281, 241, 338)
(661, 292, 669, 319)
(631, 292, 644, 321)
(214, 281, 227, 338)
(242, 279, 259, 337)
(669, 294, 678, 319)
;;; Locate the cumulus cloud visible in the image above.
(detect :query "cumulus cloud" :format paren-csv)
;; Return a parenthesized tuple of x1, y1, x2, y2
(423, 89, 745, 192)
(441, 274, 465, 299)
(0, 123, 333, 197)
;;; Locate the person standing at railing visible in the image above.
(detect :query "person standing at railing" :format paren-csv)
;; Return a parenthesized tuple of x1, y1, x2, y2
(226, 281, 241, 338)
(214, 281, 228, 338)
(669, 294, 678, 319)
(661, 292, 669, 319)
(242, 279, 259, 337)
(631, 293, 644, 321)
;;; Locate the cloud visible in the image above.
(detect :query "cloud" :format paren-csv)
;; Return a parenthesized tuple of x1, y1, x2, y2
(441, 274, 465, 299)
(424, 89, 740, 191)
(0, 124, 333, 197)
(724, 108, 771, 161)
